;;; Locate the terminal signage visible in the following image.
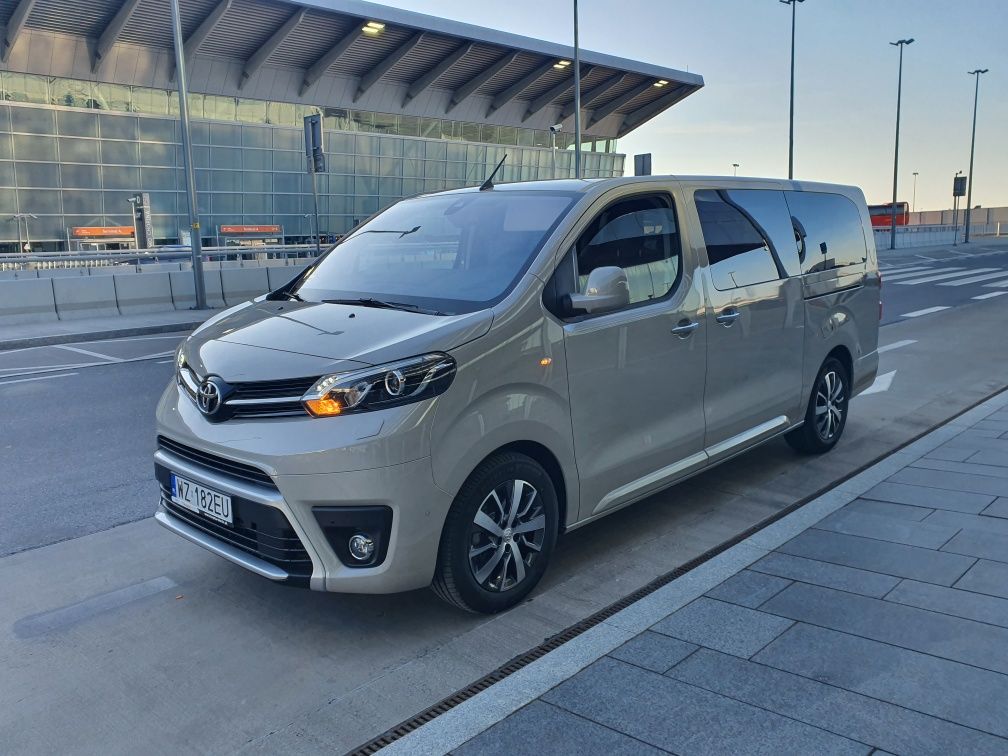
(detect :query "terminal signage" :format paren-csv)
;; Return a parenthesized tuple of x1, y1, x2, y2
(71, 226, 135, 238)
(219, 225, 282, 234)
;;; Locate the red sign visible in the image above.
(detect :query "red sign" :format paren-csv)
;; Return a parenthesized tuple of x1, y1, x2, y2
(219, 225, 282, 234)
(71, 226, 135, 238)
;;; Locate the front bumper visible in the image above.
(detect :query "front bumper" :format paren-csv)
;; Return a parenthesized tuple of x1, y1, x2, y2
(154, 383, 453, 594)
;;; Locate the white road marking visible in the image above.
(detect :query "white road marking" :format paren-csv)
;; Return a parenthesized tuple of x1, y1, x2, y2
(901, 306, 951, 318)
(880, 268, 941, 281)
(973, 291, 1008, 300)
(938, 270, 1008, 286)
(0, 372, 78, 386)
(878, 265, 934, 276)
(54, 344, 124, 362)
(895, 268, 998, 285)
(156, 359, 174, 364)
(878, 339, 916, 353)
(858, 370, 896, 396)
(983, 278, 1008, 288)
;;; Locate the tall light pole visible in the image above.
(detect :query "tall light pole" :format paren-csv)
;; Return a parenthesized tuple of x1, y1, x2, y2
(732, 163, 739, 176)
(911, 171, 918, 214)
(780, 0, 803, 179)
(573, 0, 582, 179)
(964, 68, 988, 244)
(170, 0, 207, 309)
(889, 38, 913, 251)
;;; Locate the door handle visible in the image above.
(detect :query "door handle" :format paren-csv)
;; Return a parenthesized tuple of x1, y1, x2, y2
(671, 319, 699, 337)
(715, 308, 740, 327)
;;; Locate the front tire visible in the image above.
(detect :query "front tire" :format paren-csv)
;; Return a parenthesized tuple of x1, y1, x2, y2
(432, 452, 558, 613)
(786, 357, 850, 455)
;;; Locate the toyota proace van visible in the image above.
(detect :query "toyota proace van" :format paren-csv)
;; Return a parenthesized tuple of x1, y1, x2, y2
(155, 176, 880, 613)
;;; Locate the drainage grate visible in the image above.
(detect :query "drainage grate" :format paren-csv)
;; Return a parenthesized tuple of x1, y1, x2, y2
(346, 386, 1006, 756)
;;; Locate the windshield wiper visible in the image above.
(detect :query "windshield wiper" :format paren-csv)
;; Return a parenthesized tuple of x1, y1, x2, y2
(321, 297, 445, 316)
(359, 225, 421, 238)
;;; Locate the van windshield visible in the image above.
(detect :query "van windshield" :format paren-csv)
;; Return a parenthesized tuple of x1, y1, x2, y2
(292, 191, 577, 315)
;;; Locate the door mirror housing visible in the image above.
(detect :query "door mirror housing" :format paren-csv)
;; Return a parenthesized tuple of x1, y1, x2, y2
(565, 266, 630, 315)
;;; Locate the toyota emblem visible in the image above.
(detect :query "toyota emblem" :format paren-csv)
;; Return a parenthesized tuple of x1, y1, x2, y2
(197, 378, 222, 416)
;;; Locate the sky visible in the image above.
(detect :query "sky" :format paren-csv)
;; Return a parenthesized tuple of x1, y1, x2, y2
(379, 0, 1007, 212)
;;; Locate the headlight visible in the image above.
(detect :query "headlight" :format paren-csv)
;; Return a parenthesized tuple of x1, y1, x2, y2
(301, 353, 456, 417)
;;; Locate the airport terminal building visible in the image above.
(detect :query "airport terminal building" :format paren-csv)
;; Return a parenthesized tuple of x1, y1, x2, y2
(0, 0, 702, 250)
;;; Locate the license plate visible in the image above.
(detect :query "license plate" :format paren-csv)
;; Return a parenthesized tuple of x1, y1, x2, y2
(170, 473, 233, 526)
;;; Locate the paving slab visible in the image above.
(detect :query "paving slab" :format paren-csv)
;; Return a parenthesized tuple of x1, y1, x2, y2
(955, 559, 1008, 598)
(912, 457, 1008, 480)
(704, 569, 792, 609)
(813, 508, 959, 549)
(669, 648, 1008, 756)
(542, 658, 869, 756)
(969, 449, 1008, 468)
(607, 631, 697, 674)
(761, 582, 1008, 674)
(860, 480, 995, 513)
(886, 579, 1008, 629)
(650, 597, 793, 658)
(981, 497, 1008, 519)
(776, 529, 975, 586)
(454, 701, 665, 756)
(754, 623, 1008, 738)
(923, 445, 977, 462)
(748, 552, 900, 598)
(886, 467, 1008, 497)
(924, 509, 1008, 536)
(941, 528, 1008, 563)
(843, 498, 933, 522)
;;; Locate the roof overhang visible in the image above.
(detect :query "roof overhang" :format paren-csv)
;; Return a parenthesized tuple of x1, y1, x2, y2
(0, 0, 704, 138)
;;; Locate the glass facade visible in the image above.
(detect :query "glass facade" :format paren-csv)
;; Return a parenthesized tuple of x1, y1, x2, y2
(0, 73, 626, 248)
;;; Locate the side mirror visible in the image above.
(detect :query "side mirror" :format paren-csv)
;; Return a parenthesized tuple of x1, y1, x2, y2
(565, 266, 630, 315)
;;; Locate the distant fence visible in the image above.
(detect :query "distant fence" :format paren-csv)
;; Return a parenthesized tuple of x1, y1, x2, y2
(0, 247, 315, 324)
(874, 223, 999, 249)
(0, 244, 318, 273)
(910, 206, 1008, 228)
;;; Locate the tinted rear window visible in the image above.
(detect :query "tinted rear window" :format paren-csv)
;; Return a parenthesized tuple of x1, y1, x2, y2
(785, 191, 867, 274)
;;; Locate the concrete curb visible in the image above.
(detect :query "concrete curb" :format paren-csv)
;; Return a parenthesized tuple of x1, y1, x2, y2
(0, 320, 206, 351)
(381, 387, 1008, 756)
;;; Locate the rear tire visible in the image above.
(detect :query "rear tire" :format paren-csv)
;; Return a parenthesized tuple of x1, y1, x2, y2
(786, 357, 850, 455)
(431, 452, 558, 614)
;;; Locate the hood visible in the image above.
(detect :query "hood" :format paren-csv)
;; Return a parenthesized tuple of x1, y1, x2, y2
(184, 299, 493, 382)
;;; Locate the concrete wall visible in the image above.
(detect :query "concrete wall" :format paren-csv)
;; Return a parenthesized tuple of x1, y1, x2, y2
(0, 266, 287, 323)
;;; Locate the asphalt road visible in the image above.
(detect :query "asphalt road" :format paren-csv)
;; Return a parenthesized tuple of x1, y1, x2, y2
(2, 240, 1008, 753)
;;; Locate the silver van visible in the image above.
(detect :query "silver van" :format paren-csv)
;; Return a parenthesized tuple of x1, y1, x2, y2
(155, 176, 880, 613)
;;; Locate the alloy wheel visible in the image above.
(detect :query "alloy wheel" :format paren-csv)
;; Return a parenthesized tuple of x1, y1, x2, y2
(468, 479, 546, 592)
(814, 369, 846, 441)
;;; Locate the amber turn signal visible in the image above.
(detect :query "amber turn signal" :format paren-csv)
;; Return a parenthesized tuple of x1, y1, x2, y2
(304, 396, 343, 417)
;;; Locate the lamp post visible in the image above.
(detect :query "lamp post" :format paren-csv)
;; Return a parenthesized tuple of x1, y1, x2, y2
(888, 38, 913, 251)
(780, 0, 803, 179)
(550, 124, 562, 179)
(911, 171, 918, 214)
(953, 169, 962, 245)
(964, 68, 988, 244)
(572, 0, 582, 179)
(170, 0, 207, 309)
(732, 163, 739, 176)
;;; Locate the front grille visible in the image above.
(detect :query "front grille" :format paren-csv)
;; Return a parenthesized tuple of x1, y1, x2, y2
(179, 368, 315, 420)
(158, 481, 312, 585)
(229, 377, 318, 400)
(157, 436, 275, 487)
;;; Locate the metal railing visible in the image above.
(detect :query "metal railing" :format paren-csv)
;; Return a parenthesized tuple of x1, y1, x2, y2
(873, 223, 998, 249)
(0, 244, 320, 271)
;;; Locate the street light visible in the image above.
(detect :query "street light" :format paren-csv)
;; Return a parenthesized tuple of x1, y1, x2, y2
(888, 38, 914, 251)
(732, 163, 740, 176)
(170, 0, 207, 309)
(953, 169, 963, 245)
(549, 124, 563, 179)
(964, 68, 988, 244)
(780, 0, 804, 179)
(572, 0, 582, 179)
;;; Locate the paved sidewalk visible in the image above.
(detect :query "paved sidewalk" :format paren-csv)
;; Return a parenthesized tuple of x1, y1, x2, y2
(0, 309, 220, 350)
(387, 390, 1008, 755)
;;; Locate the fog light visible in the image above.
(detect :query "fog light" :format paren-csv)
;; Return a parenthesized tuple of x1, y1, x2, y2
(348, 533, 375, 561)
